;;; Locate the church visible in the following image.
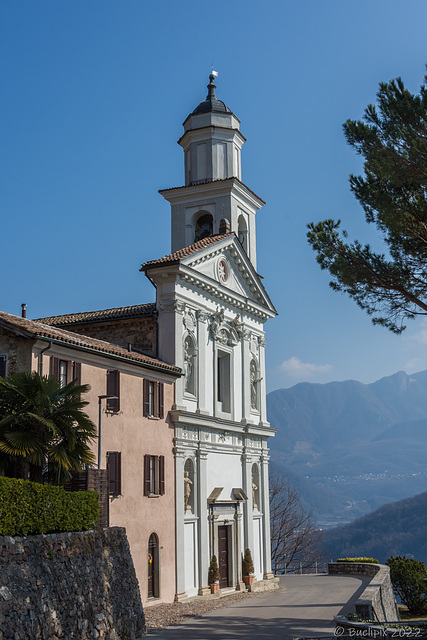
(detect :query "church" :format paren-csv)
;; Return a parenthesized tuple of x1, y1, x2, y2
(0, 73, 277, 603)
(141, 73, 277, 598)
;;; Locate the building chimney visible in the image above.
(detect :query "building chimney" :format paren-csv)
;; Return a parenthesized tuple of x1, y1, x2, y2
(21, 303, 27, 319)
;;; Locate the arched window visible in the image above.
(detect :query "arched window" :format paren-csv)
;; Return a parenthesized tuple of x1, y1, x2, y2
(148, 533, 160, 598)
(184, 458, 195, 513)
(251, 464, 260, 511)
(195, 213, 213, 242)
(238, 214, 248, 253)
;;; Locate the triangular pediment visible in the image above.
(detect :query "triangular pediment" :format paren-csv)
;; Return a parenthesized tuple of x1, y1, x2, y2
(179, 236, 276, 315)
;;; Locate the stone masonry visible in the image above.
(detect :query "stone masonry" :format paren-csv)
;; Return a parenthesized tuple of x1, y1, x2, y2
(0, 527, 145, 640)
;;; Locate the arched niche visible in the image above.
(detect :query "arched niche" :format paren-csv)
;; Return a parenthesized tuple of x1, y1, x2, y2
(183, 333, 197, 396)
(184, 458, 195, 513)
(250, 358, 260, 412)
(251, 463, 260, 512)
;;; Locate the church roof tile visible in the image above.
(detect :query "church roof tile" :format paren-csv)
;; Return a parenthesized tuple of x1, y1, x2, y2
(141, 234, 233, 270)
(35, 303, 156, 327)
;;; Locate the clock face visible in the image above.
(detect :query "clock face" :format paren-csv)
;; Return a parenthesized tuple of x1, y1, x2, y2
(218, 259, 228, 284)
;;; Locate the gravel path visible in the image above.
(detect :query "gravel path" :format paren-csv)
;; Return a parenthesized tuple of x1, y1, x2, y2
(144, 590, 260, 633)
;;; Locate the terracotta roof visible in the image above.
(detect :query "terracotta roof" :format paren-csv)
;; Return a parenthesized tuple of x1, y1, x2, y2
(0, 311, 180, 375)
(158, 177, 265, 206)
(35, 303, 156, 327)
(141, 234, 233, 271)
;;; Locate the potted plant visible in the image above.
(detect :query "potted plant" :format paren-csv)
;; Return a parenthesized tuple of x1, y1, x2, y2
(208, 555, 220, 594)
(242, 548, 254, 586)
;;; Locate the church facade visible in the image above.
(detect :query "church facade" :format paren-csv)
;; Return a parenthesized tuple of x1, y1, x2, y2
(142, 74, 277, 598)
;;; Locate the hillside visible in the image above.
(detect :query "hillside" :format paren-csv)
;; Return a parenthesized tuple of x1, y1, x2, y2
(267, 370, 427, 522)
(321, 491, 427, 564)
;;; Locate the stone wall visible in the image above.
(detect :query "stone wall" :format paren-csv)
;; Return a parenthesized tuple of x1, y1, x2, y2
(0, 527, 146, 640)
(329, 562, 399, 622)
(65, 317, 157, 358)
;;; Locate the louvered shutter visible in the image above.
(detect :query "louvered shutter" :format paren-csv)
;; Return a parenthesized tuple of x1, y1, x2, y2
(107, 370, 120, 412)
(143, 379, 150, 416)
(72, 361, 81, 385)
(107, 451, 121, 496)
(50, 356, 60, 381)
(159, 455, 165, 495)
(159, 383, 164, 419)
(144, 454, 151, 495)
(0, 357, 6, 378)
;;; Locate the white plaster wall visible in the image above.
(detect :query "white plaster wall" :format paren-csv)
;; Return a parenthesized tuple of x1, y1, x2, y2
(253, 516, 263, 580)
(184, 520, 198, 596)
(206, 452, 243, 500)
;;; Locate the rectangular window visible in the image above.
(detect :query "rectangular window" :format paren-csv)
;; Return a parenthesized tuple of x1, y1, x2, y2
(143, 379, 164, 418)
(0, 356, 6, 378)
(106, 370, 120, 412)
(144, 454, 165, 496)
(50, 357, 69, 387)
(107, 451, 121, 496)
(217, 351, 231, 413)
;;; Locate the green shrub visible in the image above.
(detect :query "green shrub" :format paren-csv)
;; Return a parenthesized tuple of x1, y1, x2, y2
(208, 555, 220, 584)
(387, 556, 427, 616)
(0, 476, 99, 536)
(337, 557, 379, 564)
(242, 548, 255, 575)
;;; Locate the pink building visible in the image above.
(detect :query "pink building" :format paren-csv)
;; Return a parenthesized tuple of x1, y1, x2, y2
(0, 309, 181, 605)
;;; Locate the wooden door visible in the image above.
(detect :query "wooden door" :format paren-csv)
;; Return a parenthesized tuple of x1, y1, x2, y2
(218, 525, 229, 588)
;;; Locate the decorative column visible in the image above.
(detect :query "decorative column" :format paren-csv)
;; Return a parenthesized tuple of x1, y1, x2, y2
(196, 311, 208, 415)
(259, 336, 268, 425)
(197, 449, 210, 595)
(174, 450, 187, 601)
(242, 450, 254, 561)
(260, 451, 274, 579)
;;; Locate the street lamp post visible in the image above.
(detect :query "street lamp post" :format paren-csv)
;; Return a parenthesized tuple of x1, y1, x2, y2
(97, 395, 118, 470)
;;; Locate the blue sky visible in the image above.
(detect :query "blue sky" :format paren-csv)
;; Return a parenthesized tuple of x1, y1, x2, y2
(2, 0, 427, 391)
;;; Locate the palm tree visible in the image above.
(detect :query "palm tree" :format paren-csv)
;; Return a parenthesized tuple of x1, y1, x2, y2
(0, 372, 97, 484)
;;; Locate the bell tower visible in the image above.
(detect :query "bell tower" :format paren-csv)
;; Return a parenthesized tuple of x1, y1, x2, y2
(159, 74, 264, 269)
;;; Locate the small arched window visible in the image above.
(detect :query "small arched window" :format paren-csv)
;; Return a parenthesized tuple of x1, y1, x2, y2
(195, 213, 213, 242)
(148, 533, 160, 598)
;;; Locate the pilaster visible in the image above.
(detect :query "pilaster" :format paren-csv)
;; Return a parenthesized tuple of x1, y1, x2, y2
(196, 311, 209, 416)
(259, 336, 268, 425)
(241, 331, 251, 422)
(197, 449, 210, 595)
(260, 452, 273, 578)
(174, 451, 187, 601)
(242, 451, 254, 560)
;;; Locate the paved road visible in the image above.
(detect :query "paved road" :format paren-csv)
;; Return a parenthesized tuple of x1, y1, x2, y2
(148, 574, 370, 640)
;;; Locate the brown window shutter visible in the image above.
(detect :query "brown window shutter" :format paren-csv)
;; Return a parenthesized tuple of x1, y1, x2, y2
(50, 356, 60, 381)
(159, 382, 164, 419)
(144, 454, 151, 495)
(117, 452, 121, 496)
(159, 455, 165, 495)
(106, 370, 120, 412)
(0, 356, 6, 378)
(153, 381, 159, 418)
(107, 451, 121, 496)
(72, 361, 81, 385)
(143, 379, 150, 416)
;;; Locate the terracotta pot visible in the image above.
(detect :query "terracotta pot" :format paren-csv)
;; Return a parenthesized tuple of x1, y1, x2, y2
(210, 582, 219, 594)
(243, 575, 254, 586)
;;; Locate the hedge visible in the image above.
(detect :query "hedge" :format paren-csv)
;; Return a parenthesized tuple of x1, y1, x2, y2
(337, 557, 379, 564)
(0, 476, 99, 536)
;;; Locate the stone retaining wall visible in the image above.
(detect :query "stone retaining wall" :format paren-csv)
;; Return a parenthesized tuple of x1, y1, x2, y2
(329, 562, 399, 622)
(0, 527, 145, 640)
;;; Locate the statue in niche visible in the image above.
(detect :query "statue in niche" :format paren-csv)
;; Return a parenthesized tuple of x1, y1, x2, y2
(252, 480, 258, 510)
(184, 471, 193, 511)
(250, 360, 258, 410)
(183, 336, 195, 394)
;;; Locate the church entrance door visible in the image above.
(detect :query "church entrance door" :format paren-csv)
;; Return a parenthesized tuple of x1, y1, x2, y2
(218, 525, 230, 588)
